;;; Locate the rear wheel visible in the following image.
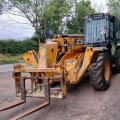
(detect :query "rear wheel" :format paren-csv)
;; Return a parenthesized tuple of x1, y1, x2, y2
(89, 53, 111, 90)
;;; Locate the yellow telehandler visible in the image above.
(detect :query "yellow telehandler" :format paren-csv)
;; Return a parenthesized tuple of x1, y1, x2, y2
(0, 13, 120, 120)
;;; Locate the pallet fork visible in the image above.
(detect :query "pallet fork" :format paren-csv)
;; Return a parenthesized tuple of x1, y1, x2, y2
(0, 72, 50, 120)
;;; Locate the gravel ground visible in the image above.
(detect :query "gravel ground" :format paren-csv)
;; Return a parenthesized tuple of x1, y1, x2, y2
(0, 64, 13, 73)
(0, 64, 120, 120)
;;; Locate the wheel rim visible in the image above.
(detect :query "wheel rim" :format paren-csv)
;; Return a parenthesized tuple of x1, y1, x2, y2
(104, 59, 110, 81)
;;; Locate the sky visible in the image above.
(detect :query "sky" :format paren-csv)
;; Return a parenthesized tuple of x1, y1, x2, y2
(91, 0, 108, 12)
(0, 0, 108, 40)
(0, 14, 34, 40)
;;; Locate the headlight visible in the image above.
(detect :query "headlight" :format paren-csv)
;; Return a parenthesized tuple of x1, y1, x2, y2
(75, 39, 82, 45)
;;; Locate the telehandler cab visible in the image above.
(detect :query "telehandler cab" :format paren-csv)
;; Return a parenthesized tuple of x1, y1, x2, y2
(0, 13, 120, 120)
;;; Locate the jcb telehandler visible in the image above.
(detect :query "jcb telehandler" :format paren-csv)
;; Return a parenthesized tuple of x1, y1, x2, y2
(0, 13, 120, 120)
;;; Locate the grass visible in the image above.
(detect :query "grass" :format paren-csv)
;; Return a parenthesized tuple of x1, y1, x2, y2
(0, 54, 21, 64)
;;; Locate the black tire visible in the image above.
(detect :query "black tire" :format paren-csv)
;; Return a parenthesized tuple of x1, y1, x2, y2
(89, 53, 111, 90)
(116, 49, 120, 72)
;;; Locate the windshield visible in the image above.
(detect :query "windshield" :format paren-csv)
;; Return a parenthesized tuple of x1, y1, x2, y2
(85, 18, 109, 44)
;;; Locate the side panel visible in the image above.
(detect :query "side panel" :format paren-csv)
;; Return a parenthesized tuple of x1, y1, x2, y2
(22, 50, 38, 68)
(46, 42, 58, 68)
(38, 45, 47, 68)
(38, 42, 58, 68)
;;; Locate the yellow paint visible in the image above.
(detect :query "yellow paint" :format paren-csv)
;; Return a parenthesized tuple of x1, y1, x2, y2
(13, 34, 87, 98)
(22, 50, 38, 68)
(46, 42, 58, 68)
(104, 58, 110, 81)
(38, 45, 47, 68)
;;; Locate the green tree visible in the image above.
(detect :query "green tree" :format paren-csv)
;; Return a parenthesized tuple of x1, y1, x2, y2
(0, 0, 70, 41)
(43, 0, 70, 34)
(0, 0, 95, 42)
(0, 0, 49, 42)
(107, 0, 120, 19)
(67, 0, 95, 34)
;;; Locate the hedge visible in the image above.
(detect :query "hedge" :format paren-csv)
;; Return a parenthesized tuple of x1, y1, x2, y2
(0, 37, 39, 56)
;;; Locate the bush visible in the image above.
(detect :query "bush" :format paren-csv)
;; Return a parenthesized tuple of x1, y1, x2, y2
(0, 38, 39, 55)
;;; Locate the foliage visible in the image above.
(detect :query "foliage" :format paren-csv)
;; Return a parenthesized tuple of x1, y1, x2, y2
(0, 0, 96, 58)
(0, 0, 70, 41)
(0, 38, 38, 55)
(0, 0, 95, 41)
(0, 0, 49, 41)
(43, 0, 70, 34)
(107, 0, 120, 19)
(67, 0, 95, 34)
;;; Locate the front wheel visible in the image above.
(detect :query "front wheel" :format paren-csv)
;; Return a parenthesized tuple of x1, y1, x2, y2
(116, 49, 120, 72)
(89, 53, 111, 90)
